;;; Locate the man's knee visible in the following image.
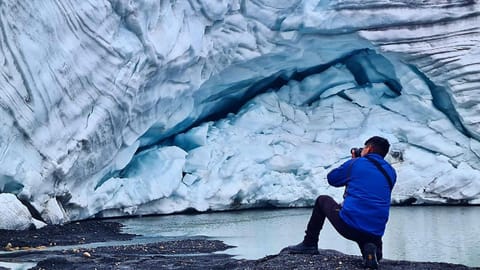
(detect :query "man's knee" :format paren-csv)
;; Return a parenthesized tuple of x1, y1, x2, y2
(315, 195, 335, 206)
(314, 195, 339, 213)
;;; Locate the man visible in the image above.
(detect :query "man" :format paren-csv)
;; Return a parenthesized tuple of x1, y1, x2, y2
(282, 136, 397, 269)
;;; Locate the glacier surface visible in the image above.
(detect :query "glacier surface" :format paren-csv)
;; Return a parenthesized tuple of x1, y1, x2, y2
(0, 0, 479, 229)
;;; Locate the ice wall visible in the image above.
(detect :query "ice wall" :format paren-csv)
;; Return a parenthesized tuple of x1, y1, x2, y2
(0, 0, 479, 229)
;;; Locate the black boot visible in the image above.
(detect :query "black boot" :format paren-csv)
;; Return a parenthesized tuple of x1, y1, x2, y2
(280, 242, 319, 255)
(362, 243, 378, 269)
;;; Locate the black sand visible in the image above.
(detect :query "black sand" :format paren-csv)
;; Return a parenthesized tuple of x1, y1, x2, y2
(0, 220, 477, 270)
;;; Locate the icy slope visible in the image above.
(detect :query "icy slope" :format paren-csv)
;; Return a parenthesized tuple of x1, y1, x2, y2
(0, 0, 479, 228)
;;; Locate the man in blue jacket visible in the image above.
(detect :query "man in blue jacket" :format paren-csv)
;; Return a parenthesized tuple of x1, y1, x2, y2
(282, 136, 397, 269)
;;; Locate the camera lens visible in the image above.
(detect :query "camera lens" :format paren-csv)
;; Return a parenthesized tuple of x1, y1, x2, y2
(351, 147, 363, 158)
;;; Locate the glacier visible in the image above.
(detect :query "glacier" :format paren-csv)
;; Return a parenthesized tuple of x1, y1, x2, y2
(0, 0, 480, 229)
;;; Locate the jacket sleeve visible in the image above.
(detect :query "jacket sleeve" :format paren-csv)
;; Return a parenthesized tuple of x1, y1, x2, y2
(327, 158, 356, 187)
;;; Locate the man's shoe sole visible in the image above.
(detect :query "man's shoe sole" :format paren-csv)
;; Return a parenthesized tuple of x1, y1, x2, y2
(280, 246, 319, 255)
(285, 249, 319, 255)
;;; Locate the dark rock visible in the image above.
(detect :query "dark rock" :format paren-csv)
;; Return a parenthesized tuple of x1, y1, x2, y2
(0, 220, 478, 270)
(0, 219, 136, 249)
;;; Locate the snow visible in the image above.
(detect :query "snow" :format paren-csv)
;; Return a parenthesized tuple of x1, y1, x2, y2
(0, 0, 479, 229)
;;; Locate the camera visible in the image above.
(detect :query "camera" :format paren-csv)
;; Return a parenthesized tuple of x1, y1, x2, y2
(351, 147, 363, 158)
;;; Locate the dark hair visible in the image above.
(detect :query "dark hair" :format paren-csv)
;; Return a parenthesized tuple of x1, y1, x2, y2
(364, 136, 390, 157)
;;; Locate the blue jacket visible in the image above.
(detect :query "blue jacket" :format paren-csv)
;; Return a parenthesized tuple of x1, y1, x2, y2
(327, 153, 397, 236)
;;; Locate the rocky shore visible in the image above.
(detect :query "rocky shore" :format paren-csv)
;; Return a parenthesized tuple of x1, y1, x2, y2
(0, 220, 477, 270)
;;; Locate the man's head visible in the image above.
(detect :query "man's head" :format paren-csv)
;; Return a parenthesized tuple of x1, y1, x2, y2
(361, 136, 390, 158)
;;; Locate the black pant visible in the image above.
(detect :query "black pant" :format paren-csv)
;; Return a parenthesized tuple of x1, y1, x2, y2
(304, 195, 383, 260)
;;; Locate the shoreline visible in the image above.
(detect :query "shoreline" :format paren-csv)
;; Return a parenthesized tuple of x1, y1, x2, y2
(0, 220, 477, 270)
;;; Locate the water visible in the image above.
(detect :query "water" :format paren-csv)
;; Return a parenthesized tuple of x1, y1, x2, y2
(116, 206, 480, 267)
(0, 262, 36, 270)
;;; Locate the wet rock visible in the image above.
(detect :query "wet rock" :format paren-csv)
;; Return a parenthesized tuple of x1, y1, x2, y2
(0, 220, 477, 270)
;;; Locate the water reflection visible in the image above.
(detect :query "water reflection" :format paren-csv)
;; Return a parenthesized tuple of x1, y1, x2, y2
(385, 206, 480, 267)
(116, 206, 480, 267)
